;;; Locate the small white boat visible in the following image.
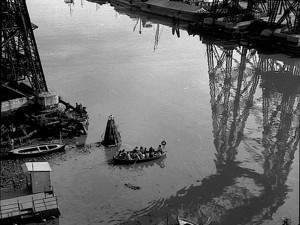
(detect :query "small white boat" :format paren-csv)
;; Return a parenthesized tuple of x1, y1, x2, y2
(178, 217, 198, 225)
(9, 143, 65, 157)
(178, 216, 212, 225)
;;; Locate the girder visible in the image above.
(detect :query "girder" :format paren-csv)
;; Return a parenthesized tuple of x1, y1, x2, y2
(1, 0, 48, 93)
(209, 0, 300, 34)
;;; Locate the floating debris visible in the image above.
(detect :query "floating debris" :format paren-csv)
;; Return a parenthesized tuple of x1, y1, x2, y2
(125, 183, 141, 190)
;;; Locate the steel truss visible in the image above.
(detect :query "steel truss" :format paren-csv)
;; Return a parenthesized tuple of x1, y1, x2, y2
(210, 0, 300, 33)
(1, 0, 48, 94)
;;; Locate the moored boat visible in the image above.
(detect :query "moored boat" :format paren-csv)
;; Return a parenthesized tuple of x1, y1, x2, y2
(9, 143, 66, 157)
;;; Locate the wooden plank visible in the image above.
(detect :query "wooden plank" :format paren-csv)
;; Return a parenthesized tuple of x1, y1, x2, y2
(43, 198, 57, 203)
(45, 203, 58, 209)
(11, 211, 21, 216)
(0, 193, 59, 220)
(20, 202, 33, 210)
(34, 206, 46, 212)
(1, 213, 10, 218)
(33, 199, 44, 204)
(17, 195, 34, 203)
(1, 207, 19, 214)
(0, 203, 19, 210)
(32, 193, 47, 200)
(34, 202, 45, 207)
(46, 205, 59, 210)
(0, 198, 18, 206)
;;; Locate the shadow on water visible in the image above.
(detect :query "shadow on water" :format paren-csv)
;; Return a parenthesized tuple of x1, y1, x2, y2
(120, 45, 300, 224)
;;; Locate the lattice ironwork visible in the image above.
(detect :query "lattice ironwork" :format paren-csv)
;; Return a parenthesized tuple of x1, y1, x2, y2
(209, 0, 299, 34)
(1, 0, 48, 93)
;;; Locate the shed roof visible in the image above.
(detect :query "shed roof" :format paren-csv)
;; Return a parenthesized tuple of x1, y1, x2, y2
(21, 162, 52, 173)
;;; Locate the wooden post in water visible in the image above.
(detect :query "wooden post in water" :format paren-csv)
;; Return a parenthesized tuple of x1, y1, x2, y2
(101, 115, 122, 148)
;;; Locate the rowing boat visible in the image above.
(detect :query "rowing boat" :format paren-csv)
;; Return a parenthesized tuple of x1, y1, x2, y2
(9, 143, 66, 157)
(113, 151, 166, 164)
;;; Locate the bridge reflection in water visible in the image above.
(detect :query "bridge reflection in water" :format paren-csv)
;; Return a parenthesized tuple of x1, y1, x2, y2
(44, 1, 300, 224)
(85, 1, 300, 224)
(122, 49, 298, 224)
(119, 33, 299, 224)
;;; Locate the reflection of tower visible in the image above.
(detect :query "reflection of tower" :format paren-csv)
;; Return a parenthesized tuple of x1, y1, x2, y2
(64, 0, 74, 16)
(207, 44, 259, 166)
(259, 55, 300, 189)
(124, 44, 299, 225)
(1, 0, 48, 93)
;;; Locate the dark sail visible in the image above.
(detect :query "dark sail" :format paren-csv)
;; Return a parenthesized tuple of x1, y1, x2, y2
(102, 115, 122, 147)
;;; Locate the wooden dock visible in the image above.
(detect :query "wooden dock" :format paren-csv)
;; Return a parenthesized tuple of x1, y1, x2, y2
(0, 192, 60, 223)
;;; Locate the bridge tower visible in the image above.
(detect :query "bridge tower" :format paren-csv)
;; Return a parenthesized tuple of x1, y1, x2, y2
(1, 0, 48, 94)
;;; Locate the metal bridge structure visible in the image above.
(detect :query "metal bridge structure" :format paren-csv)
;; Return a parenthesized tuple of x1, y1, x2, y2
(210, 0, 300, 33)
(1, 0, 48, 96)
(1, 0, 89, 141)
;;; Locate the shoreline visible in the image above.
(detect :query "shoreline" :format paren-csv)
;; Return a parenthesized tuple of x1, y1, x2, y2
(0, 136, 96, 195)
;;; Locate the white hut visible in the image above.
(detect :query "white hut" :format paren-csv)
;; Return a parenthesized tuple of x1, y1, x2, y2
(21, 162, 52, 194)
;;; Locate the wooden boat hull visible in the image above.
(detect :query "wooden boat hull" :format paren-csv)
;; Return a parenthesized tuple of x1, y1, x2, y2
(113, 151, 166, 164)
(9, 143, 66, 157)
(178, 217, 198, 225)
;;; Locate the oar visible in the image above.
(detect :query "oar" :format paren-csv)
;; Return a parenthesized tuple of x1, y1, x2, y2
(132, 157, 138, 167)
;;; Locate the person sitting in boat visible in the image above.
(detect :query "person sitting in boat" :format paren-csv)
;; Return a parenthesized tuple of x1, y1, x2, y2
(144, 148, 149, 158)
(126, 152, 132, 160)
(156, 145, 163, 155)
(149, 147, 155, 158)
(137, 150, 144, 160)
(140, 146, 145, 154)
(117, 149, 126, 158)
(132, 147, 138, 153)
(133, 151, 141, 160)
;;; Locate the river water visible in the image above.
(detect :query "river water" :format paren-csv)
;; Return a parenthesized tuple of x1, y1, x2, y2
(26, 0, 299, 224)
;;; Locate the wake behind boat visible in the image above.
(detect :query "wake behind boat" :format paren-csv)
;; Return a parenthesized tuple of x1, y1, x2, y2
(9, 143, 66, 157)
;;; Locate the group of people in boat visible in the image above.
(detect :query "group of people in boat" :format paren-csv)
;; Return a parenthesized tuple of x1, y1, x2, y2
(116, 145, 164, 160)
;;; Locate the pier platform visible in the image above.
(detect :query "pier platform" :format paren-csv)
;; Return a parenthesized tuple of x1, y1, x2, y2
(0, 191, 60, 223)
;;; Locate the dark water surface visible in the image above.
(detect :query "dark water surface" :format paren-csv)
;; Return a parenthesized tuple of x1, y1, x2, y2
(26, 0, 299, 224)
